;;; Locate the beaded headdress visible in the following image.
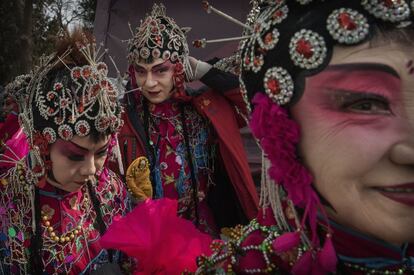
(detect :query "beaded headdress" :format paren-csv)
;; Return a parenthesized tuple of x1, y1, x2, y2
(0, 33, 125, 272)
(20, 42, 123, 146)
(127, 3, 194, 80)
(239, 0, 414, 106)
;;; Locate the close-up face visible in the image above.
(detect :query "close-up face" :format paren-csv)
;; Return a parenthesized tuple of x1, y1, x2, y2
(291, 39, 414, 245)
(134, 58, 175, 104)
(48, 134, 110, 192)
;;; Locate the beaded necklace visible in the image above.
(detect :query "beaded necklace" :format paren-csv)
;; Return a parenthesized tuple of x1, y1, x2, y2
(341, 262, 409, 275)
(197, 219, 307, 274)
(0, 158, 127, 274)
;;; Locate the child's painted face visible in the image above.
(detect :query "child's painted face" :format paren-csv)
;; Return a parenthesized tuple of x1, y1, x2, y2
(134, 58, 176, 104)
(48, 134, 110, 192)
(291, 42, 414, 245)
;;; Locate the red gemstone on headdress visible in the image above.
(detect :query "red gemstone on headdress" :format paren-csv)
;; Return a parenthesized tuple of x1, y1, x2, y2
(273, 10, 284, 19)
(264, 33, 273, 45)
(382, 0, 399, 7)
(253, 57, 261, 66)
(267, 79, 281, 95)
(55, 83, 63, 91)
(60, 99, 68, 107)
(193, 40, 202, 48)
(151, 27, 158, 33)
(72, 70, 81, 79)
(244, 57, 252, 67)
(101, 80, 113, 90)
(296, 39, 313, 58)
(79, 125, 87, 134)
(91, 84, 100, 97)
(48, 108, 54, 114)
(48, 93, 55, 100)
(62, 129, 70, 138)
(78, 103, 84, 113)
(338, 12, 357, 30)
(82, 68, 91, 78)
(44, 132, 52, 143)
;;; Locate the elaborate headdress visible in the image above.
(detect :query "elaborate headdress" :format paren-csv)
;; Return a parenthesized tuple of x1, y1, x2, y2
(127, 3, 194, 81)
(21, 41, 122, 144)
(15, 32, 123, 180)
(239, 0, 414, 106)
(196, 1, 414, 273)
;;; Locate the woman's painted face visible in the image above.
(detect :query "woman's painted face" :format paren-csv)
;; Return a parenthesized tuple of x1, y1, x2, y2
(291, 42, 414, 245)
(48, 134, 110, 192)
(134, 58, 175, 104)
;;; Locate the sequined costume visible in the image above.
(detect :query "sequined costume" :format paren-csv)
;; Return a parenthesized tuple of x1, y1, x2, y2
(0, 167, 128, 274)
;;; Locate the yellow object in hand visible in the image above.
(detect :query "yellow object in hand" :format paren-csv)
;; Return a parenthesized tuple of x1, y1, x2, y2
(125, 156, 153, 201)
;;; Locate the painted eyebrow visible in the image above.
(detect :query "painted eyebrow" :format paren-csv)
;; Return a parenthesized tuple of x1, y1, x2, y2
(325, 62, 400, 78)
(69, 140, 110, 153)
(326, 89, 389, 100)
(135, 61, 169, 71)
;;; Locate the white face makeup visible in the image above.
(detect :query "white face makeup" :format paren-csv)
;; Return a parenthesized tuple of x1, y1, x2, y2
(291, 41, 414, 245)
(134, 58, 176, 104)
(48, 135, 110, 192)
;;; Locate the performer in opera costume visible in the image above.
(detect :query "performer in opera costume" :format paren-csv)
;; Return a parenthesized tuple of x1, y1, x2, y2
(0, 30, 131, 274)
(103, 0, 414, 274)
(118, 3, 259, 235)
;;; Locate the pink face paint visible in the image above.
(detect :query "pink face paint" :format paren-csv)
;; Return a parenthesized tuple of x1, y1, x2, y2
(303, 63, 402, 124)
(55, 139, 109, 162)
(135, 60, 174, 78)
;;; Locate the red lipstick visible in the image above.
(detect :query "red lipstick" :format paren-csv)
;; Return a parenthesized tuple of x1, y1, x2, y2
(377, 183, 414, 207)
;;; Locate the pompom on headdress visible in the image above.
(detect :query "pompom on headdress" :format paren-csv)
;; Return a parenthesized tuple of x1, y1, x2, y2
(127, 3, 194, 81)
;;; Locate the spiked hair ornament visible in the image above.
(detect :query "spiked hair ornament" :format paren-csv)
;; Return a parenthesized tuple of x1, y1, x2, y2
(127, 3, 194, 81)
(19, 38, 123, 149)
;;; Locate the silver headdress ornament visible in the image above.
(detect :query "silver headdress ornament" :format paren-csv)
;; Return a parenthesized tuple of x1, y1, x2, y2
(127, 3, 194, 80)
(192, 1, 259, 78)
(4, 74, 32, 112)
(19, 40, 123, 148)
